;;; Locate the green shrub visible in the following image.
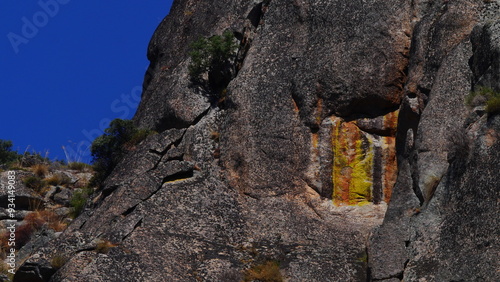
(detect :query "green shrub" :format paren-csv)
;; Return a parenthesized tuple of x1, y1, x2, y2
(466, 86, 500, 115)
(23, 176, 46, 192)
(0, 140, 20, 165)
(89, 119, 154, 188)
(486, 96, 500, 114)
(188, 31, 237, 81)
(69, 189, 92, 218)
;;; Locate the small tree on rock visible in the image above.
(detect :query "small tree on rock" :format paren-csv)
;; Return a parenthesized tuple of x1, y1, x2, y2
(188, 31, 238, 95)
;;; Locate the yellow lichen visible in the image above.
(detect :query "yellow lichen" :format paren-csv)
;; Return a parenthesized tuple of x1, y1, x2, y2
(332, 118, 374, 205)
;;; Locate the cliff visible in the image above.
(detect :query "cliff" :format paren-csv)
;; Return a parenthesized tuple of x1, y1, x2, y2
(13, 0, 499, 281)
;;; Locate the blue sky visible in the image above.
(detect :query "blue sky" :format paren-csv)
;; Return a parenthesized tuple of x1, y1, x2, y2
(0, 0, 174, 163)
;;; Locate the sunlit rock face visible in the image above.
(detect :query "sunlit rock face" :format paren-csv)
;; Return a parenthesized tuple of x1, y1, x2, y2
(13, 0, 500, 281)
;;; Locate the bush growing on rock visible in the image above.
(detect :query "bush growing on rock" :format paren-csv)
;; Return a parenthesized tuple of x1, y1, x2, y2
(45, 173, 72, 187)
(89, 119, 154, 188)
(69, 188, 93, 218)
(50, 254, 68, 270)
(0, 140, 19, 165)
(188, 31, 237, 79)
(23, 176, 46, 192)
(188, 31, 238, 97)
(67, 162, 92, 172)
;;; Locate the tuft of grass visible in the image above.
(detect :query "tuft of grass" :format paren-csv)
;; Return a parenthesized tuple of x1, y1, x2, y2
(32, 164, 49, 178)
(25, 210, 66, 231)
(244, 260, 283, 282)
(95, 239, 117, 254)
(210, 131, 220, 142)
(23, 176, 46, 192)
(50, 254, 68, 269)
(67, 162, 91, 172)
(45, 173, 71, 187)
(0, 209, 67, 250)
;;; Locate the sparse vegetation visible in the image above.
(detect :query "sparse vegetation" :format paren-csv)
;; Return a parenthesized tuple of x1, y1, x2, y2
(69, 188, 92, 218)
(466, 86, 500, 115)
(0, 139, 19, 165)
(188, 31, 237, 80)
(67, 162, 92, 172)
(210, 131, 220, 142)
(23, 176, 46, 192)
(89, 119, 154, 188)
(45, 173, 72, 187)
(32, 164, 49, 178)
(244, 260, 283, 282)
(1, 210, 65, 250)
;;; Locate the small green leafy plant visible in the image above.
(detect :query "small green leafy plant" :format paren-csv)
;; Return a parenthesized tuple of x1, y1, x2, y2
(466, 86, 500, 115)
(69, 188, 93, 218)
(188, 31, 237, 83)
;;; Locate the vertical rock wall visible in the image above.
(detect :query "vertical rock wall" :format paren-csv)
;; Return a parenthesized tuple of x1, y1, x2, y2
(12, 0, 500, 281)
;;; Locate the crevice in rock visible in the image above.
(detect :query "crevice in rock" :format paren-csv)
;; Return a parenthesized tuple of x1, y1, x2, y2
(121, 204, 138, 217)
(149, 130, 188, 172)
(74, 247, 95, 254)
(122, 219, 143, 242)
(102, 185, 119, 199)
(234, 0, 270, 73)
(243, 192, 260, 200)
(157, 106, 210, 133)
(247, 2, 265, 28)
(162, 169, 194, 184)
(13, 262, 57, 282)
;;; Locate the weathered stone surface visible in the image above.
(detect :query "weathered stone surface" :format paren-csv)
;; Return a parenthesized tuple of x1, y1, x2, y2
(52, 188, 73, 206)
(12, 0, 500, 281)
(371, 1, 500, 281)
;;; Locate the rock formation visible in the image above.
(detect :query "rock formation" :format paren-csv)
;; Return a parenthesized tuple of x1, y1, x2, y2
(12, 0, 499, 281)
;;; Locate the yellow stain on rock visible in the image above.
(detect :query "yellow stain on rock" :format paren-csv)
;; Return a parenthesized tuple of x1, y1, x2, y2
(331, 109, 398, 206)
(332, 117, 374, 205)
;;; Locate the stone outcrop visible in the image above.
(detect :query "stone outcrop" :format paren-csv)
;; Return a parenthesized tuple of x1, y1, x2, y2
(370, 1, 500, 281)
(12, 0, 500, 281)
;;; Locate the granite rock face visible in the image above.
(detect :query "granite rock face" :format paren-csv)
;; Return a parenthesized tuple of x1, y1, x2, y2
(370, 1, 500, 281)
(14, 0, 500, 281)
